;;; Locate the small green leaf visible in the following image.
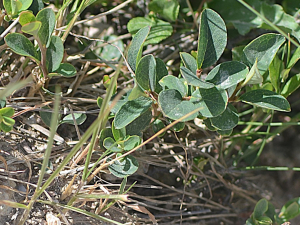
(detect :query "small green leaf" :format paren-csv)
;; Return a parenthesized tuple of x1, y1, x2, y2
(18, 0, 33, 12)
(206, 61, 248, 89)
(180, 52, 197, 74)
(19, 11, 36, 25)
(123, 135, 141, 151)
(36, 8, 56, 47)
(191, 87, 228, 118)
(127, 26, 150, 72)
(242, 59, 263, 86)
(155, 58, 168, 93)
(253, 199, 269, 219)
(239, 89, 291, 112)
(125, 109, 152, 136)
(99, 128, 114, 149)
(203, 119, 217, 131)
(197, 9, 227, 69)
(287, 46, 300, 69)
(2, 116, 15, 126)
(136, 54, 156, 91)
(158, 89, 199, 121)
(159, 75, 187, 97)
(112, 121, 126, 141)
(46, 36, 64, 72)
(54, 63, 77, 77)
(97, 97, 103, 108)
(167, 119, 185, 132)
(127, 16, 173, 45)
(269, 56, 282, 92)
(280, 197, 300, 220)
(114, 96, 153, 129)
(255, 216, 273, 225)
(110, 91, 131, 114)
(103, 137, 121, 152)
(21, 21, 41, 36)
(0, 121, 13, 132)
(5, 33, 39, 62)
(281, 74, 300, 98)
(180, 67, 214, 89)
(128, 84, 147, 101)
(61, 113, 87, 125)
(40, 106, 60, 127)
(210, 104, 238, 130)
(0, 107, 14, 117)
(243, 33, 285, 74)
(108, 155, 139, 178)
(148, 0, 179, 21)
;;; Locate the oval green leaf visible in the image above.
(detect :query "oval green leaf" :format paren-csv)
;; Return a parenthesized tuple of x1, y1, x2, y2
(136, 54, 156, 91)
(21, 21, 41, 36)
(206, 61, 249, 89)
(239, 89, 291, 112)
(281, 74, 300, 98)
(103, 137, 122, 152)
(180, 67, 214, 89)
(253, 199, 269, 219)
(148, 0, 179, 21)
(108, 155, 139, 178)
(54, 63, 77, 77)
(197, 9, 227, 69)
(127, 26, 150, 72)
(36, 8, 56, 47)
(159, 75, 187, 97)
(210, 103, 238, 130)
(125, 109, 152, 136)
(123, 135, 141, 151)
(155, 58, 168, 93)
(5, 33, 39, 62)
(46, 36, 64, 72)
(243, 33, 285, 74)
(191, 87, 228, 118)
(61, 113, 87, 125)
(19, 11, 36, 26)
(180, 52, 197, 74)
(127, 16, 173, 45)
(0, 107, 14, 117)
(158, 89, 199, 121)
(114, 96, 153, 129)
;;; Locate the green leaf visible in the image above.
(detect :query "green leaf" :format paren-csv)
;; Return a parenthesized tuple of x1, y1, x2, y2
(36, 8, 56, 47)
(123, 135, 141, 151)
(54, 63, 77, 77)
(281, 74, 300, 97)
(99, 128, 114, 149)
(46, 36, 64, 72)
(242, 59, 263, 86)
(128, 84, 147, 101)
(148, 0, 179, 21)
(280, 197, 300, 220)
(191, 87, 228, 118)
(61, 113, 87, 125)
(112, 121, 126, 141)
(127, 16, 173, 45)
(158, 89, 199, 121)
(205, 61, 248, 89)
(210, 103, 238, 130)
(287, 46, 300, 69)
(136, 54, 156, 91)
(255, 216, 273, 225)
(114, 96, 153, 129)
(0, 107, 14, 117)
(127, 26, 150, 72)
(5, 33, 39, 62)
(103, 137, 121, 152)
(155, 58, 168, 93)
(21, 21, 41, 36)
(203, 119, 217, 131)
(98, 35, 124, 61)
(168, 119, 185, 132)
(180, 52, 197, 74)
(40, 106, 60, 127)
(110, 91, 131, 114)
(28, 0, 45, 15)
(108, 155, 139, 178)
(180, 67, 214, 89)
(2, 116, 15, 126)
(197, 9, 227, 69)
(18, 0, 33, 12)
(125, 109, 152, 136)
(159, 75, 187, 97)
(240, 89, 290, 112)
(0, 121, 13, 132)
(253, 199, 269, 219)
(19, 11, 36, 25)
(269, 56, 283, 92)
(242, 34, 285, 74)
